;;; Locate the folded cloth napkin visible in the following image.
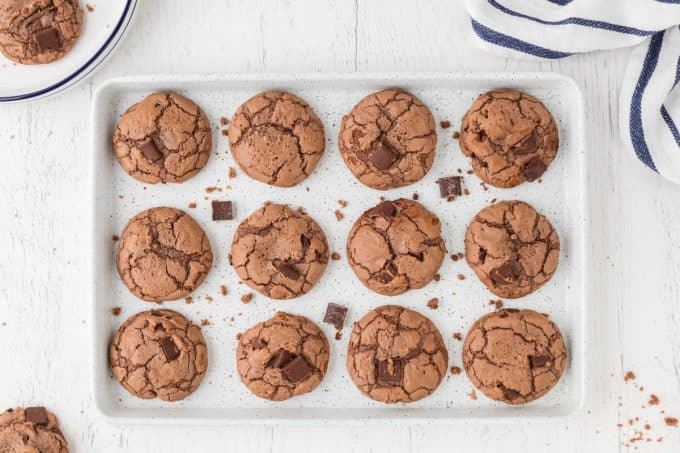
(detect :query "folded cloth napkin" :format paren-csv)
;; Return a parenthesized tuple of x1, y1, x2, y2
(465, 0, 680, 183)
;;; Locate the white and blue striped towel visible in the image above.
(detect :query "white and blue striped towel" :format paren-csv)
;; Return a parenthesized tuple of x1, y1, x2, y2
(466, 0, 680, 183)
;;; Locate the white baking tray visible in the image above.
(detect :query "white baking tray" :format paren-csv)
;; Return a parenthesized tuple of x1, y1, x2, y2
(90, 73, 586, 424)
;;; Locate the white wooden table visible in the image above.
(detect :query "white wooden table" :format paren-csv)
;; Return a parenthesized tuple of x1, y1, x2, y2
(1, 1, 679, 451)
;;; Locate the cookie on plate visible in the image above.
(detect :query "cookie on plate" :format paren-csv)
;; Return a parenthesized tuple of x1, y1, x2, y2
(459, 89, 559, 188)
(463, 308, 567, 404)
(0, 0, 83, 65)
(236, 312, 330, 401)
(0, 406, 68, 453)
(228, 91, 325, 187)
(230, 203, 329, 299)
(339, 88, 437, 190)
(116, 207, 213, 303)
(346, 199, 446, 296)
(113, 91, 212, 184)
(347, 305, 448, 403)
(109, 309, 208, 402)
(464, 200, 559, 299)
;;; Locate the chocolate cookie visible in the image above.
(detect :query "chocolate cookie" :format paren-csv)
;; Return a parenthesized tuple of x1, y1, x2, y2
(236, 312, 330, 401)
(464, 200, 559, 299)
(109, 309, 208, 402)
(346, 305, 448, 403)
(459, 89, 559, 188)
(346, 199, 446, 296)
(463, 308, 567, 404)
(0, 406, 68, 453)
(230, 203, 329, 299)
(116, 207, 213, 302)
(339, 88, 437, 190)
(113, 92, 212, 184)
(0, 0, 82, 65)
(228, 91, 325, 187)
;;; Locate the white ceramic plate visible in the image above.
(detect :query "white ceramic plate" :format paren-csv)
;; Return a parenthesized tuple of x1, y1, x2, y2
(91, 73, 586, 424)
(0, 0, 137, 103)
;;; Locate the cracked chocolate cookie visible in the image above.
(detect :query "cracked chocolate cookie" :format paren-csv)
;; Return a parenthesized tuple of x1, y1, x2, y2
(346, 199, 446, 296)
(0, 406, 68, 452)
(113, 92, 212, 184)
(228, 91, 325, 187)
(230, 203, 329, 299)
(339, 88, 437, 190)
(465, 200, 559, 299)
(0, 0, 82, 65)
(347, 305, 448, 403)
(459, 89, 559, 188)
(116, 207, 213, 303)
(463, 308, 567, 404)
(236, 312, 330, 401)
(109, 309, 208, 402)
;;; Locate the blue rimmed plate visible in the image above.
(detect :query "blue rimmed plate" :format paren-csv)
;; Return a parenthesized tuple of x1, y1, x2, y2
(0, 0, 137, 103)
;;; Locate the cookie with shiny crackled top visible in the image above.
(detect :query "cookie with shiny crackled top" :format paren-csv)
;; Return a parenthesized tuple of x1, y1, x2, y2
(346, 305, 448, 403)
(109, 309, 208, 402)
(459, 89, 559, 188)
(0, 406, 69, 453)
(236, 312, 330, 401)
(463, 308, 567, 404)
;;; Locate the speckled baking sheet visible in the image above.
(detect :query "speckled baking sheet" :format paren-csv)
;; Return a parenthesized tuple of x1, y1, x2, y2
(91, 73, 586, 423)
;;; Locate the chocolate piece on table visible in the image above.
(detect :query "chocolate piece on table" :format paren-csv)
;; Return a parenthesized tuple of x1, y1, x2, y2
(212, 200, 233, 220)
(323, 303, 348, 330)
(436, 176, 462, 198)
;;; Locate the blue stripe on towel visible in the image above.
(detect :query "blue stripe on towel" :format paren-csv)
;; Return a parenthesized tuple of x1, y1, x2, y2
(661, 106, 680, 146)
(546, 0, 573, 4)
(471, 19, 573, 59)
(655, 0, 680, 4)
(488, 0, 656, 36)
(630, 33, 665, 172)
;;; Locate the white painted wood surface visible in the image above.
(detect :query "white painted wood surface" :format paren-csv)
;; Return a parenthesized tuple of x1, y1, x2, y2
(0, 0, 679, 451)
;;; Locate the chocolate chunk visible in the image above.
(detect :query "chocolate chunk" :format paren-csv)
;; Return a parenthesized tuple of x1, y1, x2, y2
(490, 260, 521, 286)
(514, 131, 539, 155)
(440, 120, 451, 129)
(140, 140, 163, 162)
(502, 387, 521, 401)
(436, 176, 462, 198)
(376, 358, 404, 385)
(282, 355, 313, 383)
(159, 337, 180, 361)
(372, 201, 397, 218)
(268, 348, 294, 368)
(34, 28, 61, 52)
(25, 407, 48, 426)
(274, 261, 300, 280)
(211, 200, 233, 220)
(478, 247, 487, 264)
(369, 141, 399, 170)
(522, 157, 547, 181)
(250, 338, 267, 350)
(323, 303, 348, 330)
(529, 354, 550, 368)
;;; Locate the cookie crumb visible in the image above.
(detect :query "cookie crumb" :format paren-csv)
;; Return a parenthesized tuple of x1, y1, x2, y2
(463, 188, 470, 196)
(221, 130, 228, 136)
(188, 202, 197, 209)
(111, 307, 121, 316)
(426, 298, 439, 310)
(457, 274, 466, 280)
(86, 3, 95, 12)
(241, 293, 253, 304)
(228, 167, 236, 179)
(453, 131, 460, 139)
(337, 200, 348, 208)
(201, 319, 210, 326)
(450, 366, 461, 375)
(205, 187, 220, 193)
(451, 254, 459, 262)
(111, 235, 119, 241)
(334, 210, 344, 221)
(440, 120, 451, 129)
(649, 394, 660, 405)
(453, 332, 462, 341)
(331, 252, 341, 261)
(220, 117, 230, 126)
(624, 371, 636, 382)
(220, 285, 228, 296)
(335, 331, 342, 340)
(236, 333, 242, 340)
(184, 296, 193, 304)
(205, 296, 213, 302)
(466, 169, 474, 175)
(489, 299, 503, 310)
(412, 193, 419, 200)
(665, 417, 678, 427)
(468, 389, 477, 400)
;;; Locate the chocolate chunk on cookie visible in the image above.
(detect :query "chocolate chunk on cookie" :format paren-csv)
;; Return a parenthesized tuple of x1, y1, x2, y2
(109, 309, 208, 402)
(459, 89, 559, 188)
(463, 309, 567, 404)
(113, 92, 212, 184)
(0, 0, 82, 65)
(464, 200, 559, 299)
(346, 199, 446, 296)
(228, 91, 325, 187)
(237, 312, 330, 401)
(230, 203, 329, 299)
(346, 305, 448, 403)
(0, 406, 68, 452)
(339, 89, 437, 190)
(116, 207, 213, 302)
